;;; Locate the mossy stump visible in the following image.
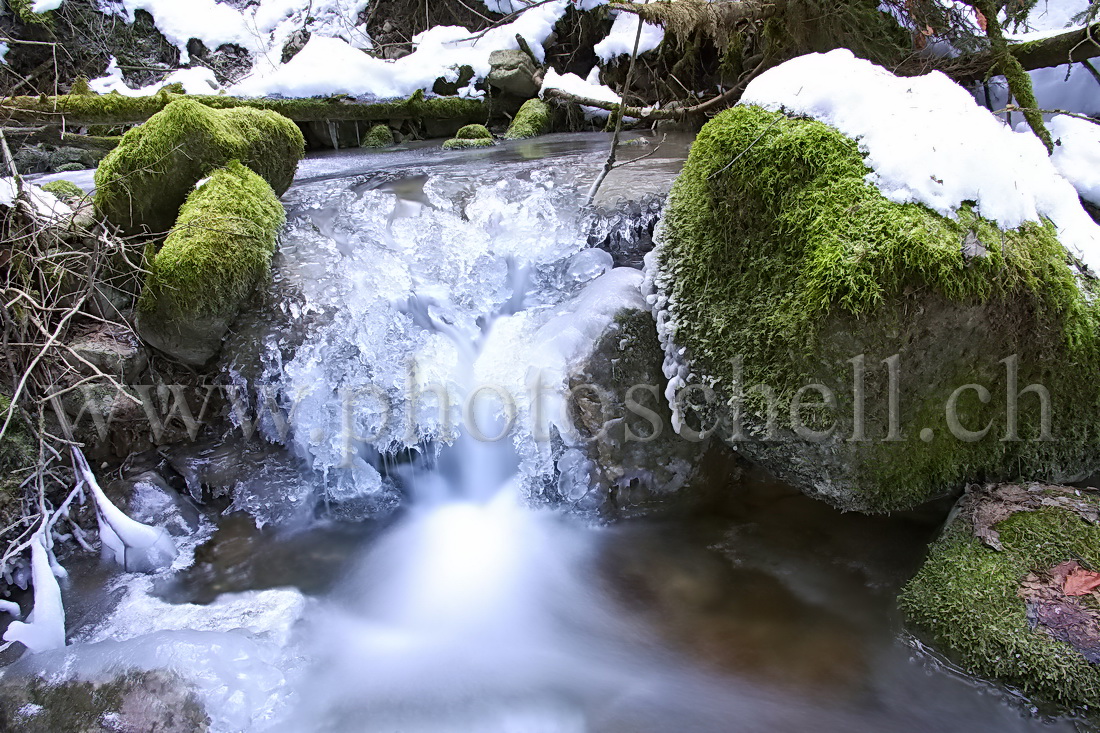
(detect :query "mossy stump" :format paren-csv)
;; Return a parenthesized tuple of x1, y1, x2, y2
(901, 483, 1100, 712)
(504, 99, 551, 139)
(652, 105, 1100, 513)
(94, 98, 304, 235)
(136, 161, 286, 365)
(442, 124, 494, 150)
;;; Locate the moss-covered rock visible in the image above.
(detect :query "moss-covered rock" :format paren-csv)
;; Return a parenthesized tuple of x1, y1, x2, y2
(0, 669, 209, 732)
(900, 483, 1100, 712)
(442, 124, 494, 150)
(136, 160, 286, 365)
(651, 104, 1100, 512)
(39, 179, 86, 203)
(504, 98, 551, 139)
(361, 123, 395, 148)
(94, 98, 303, 235)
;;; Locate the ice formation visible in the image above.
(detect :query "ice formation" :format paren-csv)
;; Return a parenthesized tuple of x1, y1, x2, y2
(73, 448, 178, 572)
(2, 531, 65, 654)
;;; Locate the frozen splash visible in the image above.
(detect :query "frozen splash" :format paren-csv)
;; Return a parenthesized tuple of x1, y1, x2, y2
(240, 155, 645, 519)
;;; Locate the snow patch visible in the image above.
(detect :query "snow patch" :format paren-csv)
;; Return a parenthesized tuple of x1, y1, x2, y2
(742, 49, 1100, 273)
(541, 67, 619, 119)
(232, 1, 567, 99)
(1049, 114, 1100, 206)
(593, 11, 664, 61)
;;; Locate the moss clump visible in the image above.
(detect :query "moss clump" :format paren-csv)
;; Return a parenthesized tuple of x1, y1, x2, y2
(442, 137, 495, 150)
(140, 160, 285, 319)
(39, 179, 85, 202)
(443, 124, 494, 150)
(656, 105, 1100, 512)
(455, 124, 492, 140)
(94, 98, 304, 234)
(69, 77, 94, 96)
(901, 499, 1100, 711)
(505, 99, 551, 139)
(7, 0, 52, 26)
(361, 124, 395, 148)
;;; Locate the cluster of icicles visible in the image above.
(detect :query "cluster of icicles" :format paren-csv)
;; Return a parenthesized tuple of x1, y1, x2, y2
(1, 449, 177, 654)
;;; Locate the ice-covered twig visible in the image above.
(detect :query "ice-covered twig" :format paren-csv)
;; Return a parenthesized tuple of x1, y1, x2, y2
(2, 529, 65, 653)
(72, 448, 178, 572)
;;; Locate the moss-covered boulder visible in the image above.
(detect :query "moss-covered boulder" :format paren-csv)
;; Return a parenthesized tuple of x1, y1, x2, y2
(901, 483, 1100, 712)
(504, 99, 551, 140)
(650, 105, 1100, 512)
(361, 124, 395, 148)
(442, 124, 494, 150)
(136, 161, 285, 365)
(94, 98, 303, 235)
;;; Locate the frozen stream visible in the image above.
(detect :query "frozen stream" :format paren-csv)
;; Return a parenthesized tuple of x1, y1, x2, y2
(1, 134, 1081, 732)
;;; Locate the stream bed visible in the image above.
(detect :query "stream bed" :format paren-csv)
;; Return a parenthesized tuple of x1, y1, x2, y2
(2, 134, 1078, 732)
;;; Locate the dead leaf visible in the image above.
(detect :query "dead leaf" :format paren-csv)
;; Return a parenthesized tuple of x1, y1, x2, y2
(1065, 567, 1100, 596)
(975, 8, 987, 32)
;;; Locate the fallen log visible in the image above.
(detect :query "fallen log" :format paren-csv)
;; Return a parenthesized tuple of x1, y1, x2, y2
(0, 91, 487, 128)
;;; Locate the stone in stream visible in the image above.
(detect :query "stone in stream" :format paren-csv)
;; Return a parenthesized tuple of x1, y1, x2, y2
(441, 124, 495, 150)
(565, 307, 745, 518)
(94, 97, 304, 235)
(0, 669, 210, 733)
(137, 161, 286, 366)
(900, 483, 1100, 714)
(504, 98, 551, 139)
(486, 49, 540, 98)
(647, 103, 1100, 513)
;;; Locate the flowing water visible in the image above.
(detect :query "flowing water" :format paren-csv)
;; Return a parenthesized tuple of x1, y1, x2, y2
(2, 135, 1081, 732)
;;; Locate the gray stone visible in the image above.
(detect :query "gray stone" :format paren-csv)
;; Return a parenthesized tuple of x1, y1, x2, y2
(487, 49, 540, 98)
(564, 308, 739, 518)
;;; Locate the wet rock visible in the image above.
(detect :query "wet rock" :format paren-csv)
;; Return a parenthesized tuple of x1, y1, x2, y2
(565, 308, 738, 518)
(0, 669, 209, 733)
(487, 49, 540, 98)
(164, 438, 312, 523)
(100, 471, 203, 538)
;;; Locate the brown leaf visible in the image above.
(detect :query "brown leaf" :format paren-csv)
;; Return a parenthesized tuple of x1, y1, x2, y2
(1065, 567, 1100, 596)
(975, 8, 987, 32)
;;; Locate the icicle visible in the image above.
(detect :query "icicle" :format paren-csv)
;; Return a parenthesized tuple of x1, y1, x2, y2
(2, 531, 65, 653)
(72, 448, 178, 572)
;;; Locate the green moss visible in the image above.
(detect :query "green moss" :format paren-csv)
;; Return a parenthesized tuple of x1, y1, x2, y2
(8, 0, 52, 26)
(69, 77, 94, 96)
(94, 98, 304, 234)
(454, 123, 492, 140)
(901, 502, 1100, 711)
(657, 105, 1100, 511)
(504, 99, 551, 139)
(361, 124, 394, 148)
(1, 92, 487, 128)
(39, 179, 85, 202)
(442, 136, 495, 150)
(140, 160, 285, 319)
